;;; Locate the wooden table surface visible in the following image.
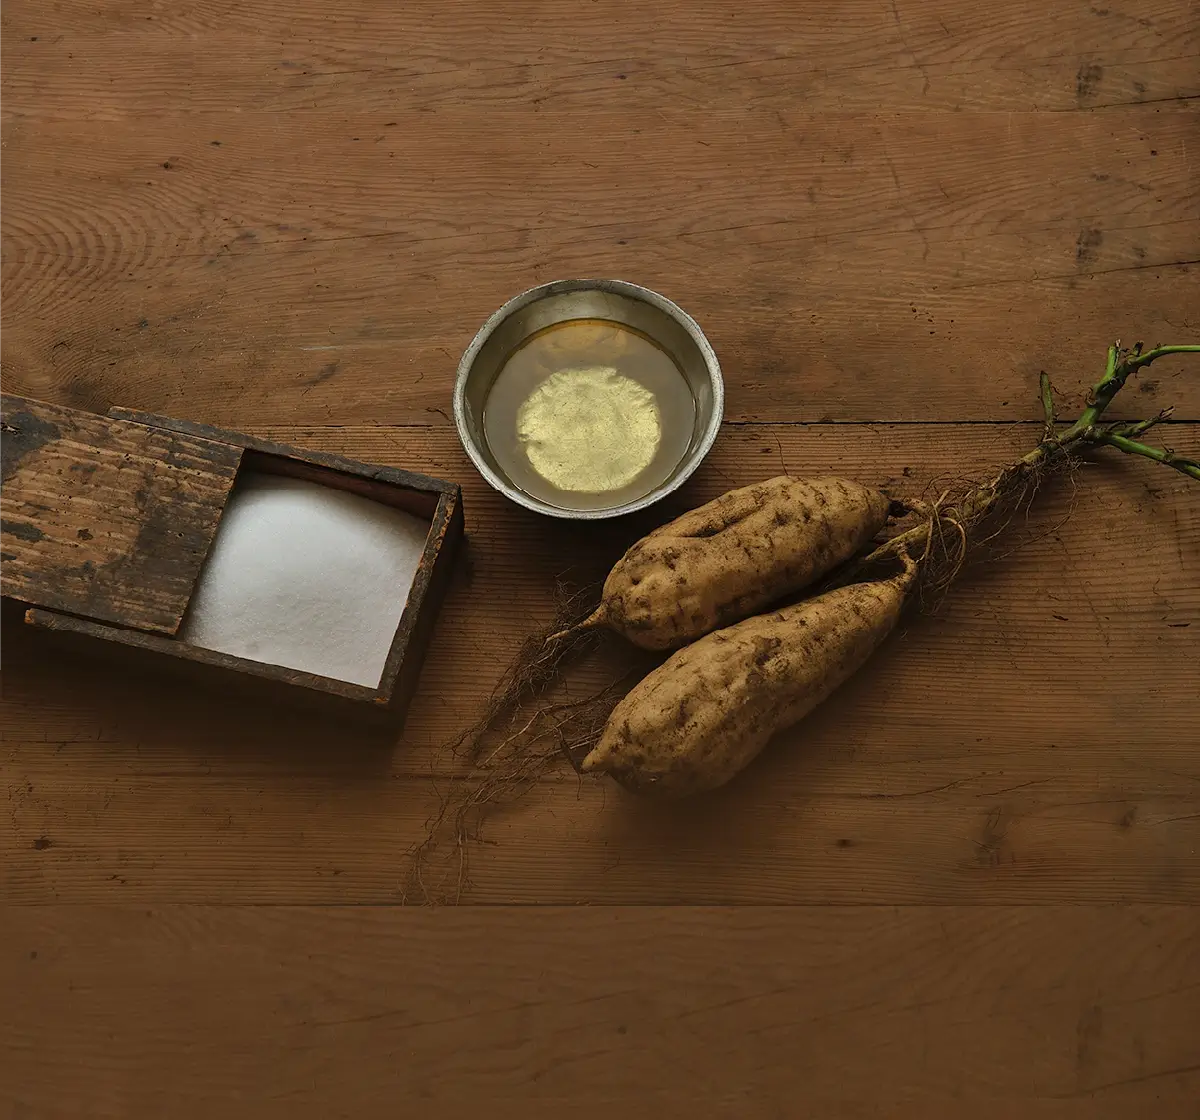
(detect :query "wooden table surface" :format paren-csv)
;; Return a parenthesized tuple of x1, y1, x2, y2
(3, 2, 1198, 1115)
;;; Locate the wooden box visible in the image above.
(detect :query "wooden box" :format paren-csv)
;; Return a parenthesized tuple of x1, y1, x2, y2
(1, 395, 463, 727)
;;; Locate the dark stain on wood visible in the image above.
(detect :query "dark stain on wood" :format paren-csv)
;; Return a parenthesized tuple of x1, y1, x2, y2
(303, 360, 340, 387)
(1, 519, 46, 542)
(1075, 62, 1103, 103)
(1, 394, 242, 635)
(1075, 228, 1103, 266)
(1, 406, 62, 483)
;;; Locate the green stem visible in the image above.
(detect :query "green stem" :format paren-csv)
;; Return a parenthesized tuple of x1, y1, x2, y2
(1121, 344, 1200, 376)
(1109, 408, 1173, 438)
(1077, 343, 1121, 431)
(857, 341, 1200, 568)
(1083, 430, 1200, 482)
(1077, 344, 1200, 431)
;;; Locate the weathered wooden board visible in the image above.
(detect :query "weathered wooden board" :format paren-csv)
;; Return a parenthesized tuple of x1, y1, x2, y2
(1, 395, 241, 634)
(2, 905, 1198, 1118)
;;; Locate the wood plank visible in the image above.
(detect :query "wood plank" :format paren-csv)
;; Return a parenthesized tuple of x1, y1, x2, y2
(3, 109, 1198, 425)
(0, 395, 241, 634)
(2, 905, 1198, 1117)
(4, 424, 1196, 904)
(3, 0, 1197, 116)
(5, 764, 1199, 905)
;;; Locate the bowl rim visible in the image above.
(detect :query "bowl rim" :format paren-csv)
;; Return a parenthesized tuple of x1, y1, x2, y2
(452, 277, 724, 521)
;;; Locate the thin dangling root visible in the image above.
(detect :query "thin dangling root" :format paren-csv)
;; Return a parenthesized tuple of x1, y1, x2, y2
(402, 661, 649, 905)
(443, 585, 601, 763)
(544, 605, 607, 648)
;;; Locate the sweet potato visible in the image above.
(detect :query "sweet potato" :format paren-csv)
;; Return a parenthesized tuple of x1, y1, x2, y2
(575, 475, 892, 650)
(581, 553, 918, 796)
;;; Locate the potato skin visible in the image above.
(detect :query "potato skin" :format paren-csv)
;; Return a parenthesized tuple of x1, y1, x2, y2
(600, 476, 891, 651)
(582, 564, 915, 797)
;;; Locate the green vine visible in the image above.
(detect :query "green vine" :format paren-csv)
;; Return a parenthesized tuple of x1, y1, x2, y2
(864, 341, 1200, 569)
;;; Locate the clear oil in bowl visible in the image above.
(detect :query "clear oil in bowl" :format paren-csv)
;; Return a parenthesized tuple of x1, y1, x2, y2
(481, 319, 697, 512)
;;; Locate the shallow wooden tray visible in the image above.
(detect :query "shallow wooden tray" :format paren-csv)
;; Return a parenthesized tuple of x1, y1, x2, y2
(2, 395, 463, 727)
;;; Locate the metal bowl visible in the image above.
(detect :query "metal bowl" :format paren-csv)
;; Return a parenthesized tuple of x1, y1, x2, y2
(453, 278, 723, 520)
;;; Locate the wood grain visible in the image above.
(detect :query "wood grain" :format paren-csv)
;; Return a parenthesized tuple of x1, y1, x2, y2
(3, 110, 1198, 425)
(0, 395, 241, 634)
(2, 905, 1198, 1118)
(3, 0, 1197, 115)
(4, 425, 1196, 905)
(2, 0, 1198, 1112)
